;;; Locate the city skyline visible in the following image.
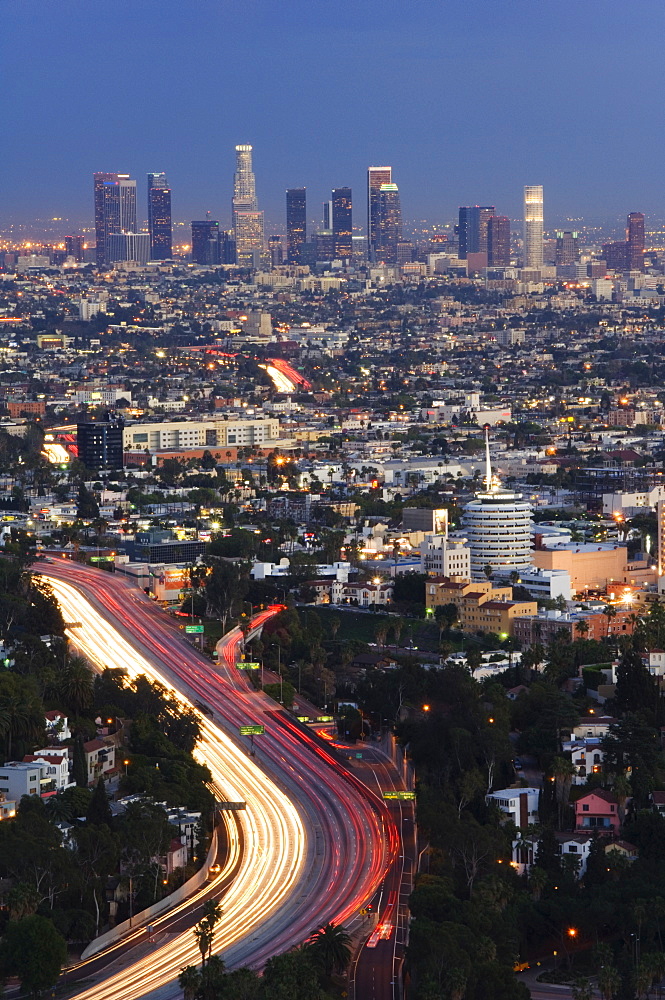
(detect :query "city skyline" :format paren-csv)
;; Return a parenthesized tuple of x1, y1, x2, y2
(3, 1, 665, 228)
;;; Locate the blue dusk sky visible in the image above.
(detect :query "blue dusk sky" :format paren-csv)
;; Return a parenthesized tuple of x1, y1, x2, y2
(2, 0, 665, 233)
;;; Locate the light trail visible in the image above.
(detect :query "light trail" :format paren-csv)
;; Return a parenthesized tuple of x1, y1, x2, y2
(40, 563, 396, 1000)
(46, 576, 306, 1000)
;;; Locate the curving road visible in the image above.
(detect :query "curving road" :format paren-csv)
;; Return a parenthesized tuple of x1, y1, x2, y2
(38, 560, 397, 1000)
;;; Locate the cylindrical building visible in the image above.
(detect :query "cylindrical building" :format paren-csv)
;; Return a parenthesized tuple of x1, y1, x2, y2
(463, 486, 532, 580)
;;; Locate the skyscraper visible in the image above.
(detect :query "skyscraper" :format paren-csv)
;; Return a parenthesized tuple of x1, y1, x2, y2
(457, 206, 494, 259)
(367, 166, 392, 260)
(147, 172, 172, 260)
(332, 187, 352, 259)
(64, 235, 84, 262)
(107, 232, 151, 265)
(97, 175, 137, 265)
(77, 416, 124, 470)
(286, 188, 306, 264)
(232, 144, 264, 266)
(487, 216, 511, 266)
(627, 212, 645, 271)
(93, 172, 118, 266)
(323, 200, 333, 231)
(191, 220, 220, 265)
(374, 183, 402, 265)
(555, 230, 580, 266)
(523, 185, 544, 268)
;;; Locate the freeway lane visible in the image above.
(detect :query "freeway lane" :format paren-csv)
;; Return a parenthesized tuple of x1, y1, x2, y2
(39, 560, 396, 999)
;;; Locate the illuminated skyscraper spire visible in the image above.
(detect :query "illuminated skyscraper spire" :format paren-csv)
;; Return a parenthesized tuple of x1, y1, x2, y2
(233, 144, 257, 212)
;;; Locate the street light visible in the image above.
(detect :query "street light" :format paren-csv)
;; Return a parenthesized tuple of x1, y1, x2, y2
(422, 704, 430, 712)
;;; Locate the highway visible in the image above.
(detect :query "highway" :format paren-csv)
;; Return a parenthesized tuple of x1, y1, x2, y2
(38, 560, 397, 1000)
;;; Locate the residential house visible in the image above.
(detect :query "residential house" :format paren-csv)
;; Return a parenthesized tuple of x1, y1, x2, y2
(165, 838, 188, 876)
(0, 760, 56, 801)
(343, 581, 393, 607)
(83, 738, 116, 785)
(649, 790, 665, 816)
(572, 717, 617, 741)
(605, 840, 638, 862)
(574, 789, 620, 832)
(23, 751, 73, 791)
(486, 787, 540, 828)
(561, 736, 604, 784)
(557, 832, 594, 876)
(44, 709, 71, 742)
(0, 793, 16, 820)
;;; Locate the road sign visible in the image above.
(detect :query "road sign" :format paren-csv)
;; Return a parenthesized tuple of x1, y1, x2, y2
(297, 715, 310, 723)
(316, 715, 334, 722)
(243, 661, 260, 668)
(185, 625, 204, 634)
(218, 801, 247, 810)
(239, 725, 265, 736)
(382, 790, 416, 801)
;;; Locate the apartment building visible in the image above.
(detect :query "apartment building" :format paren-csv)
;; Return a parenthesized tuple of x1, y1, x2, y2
(123, 416, 280, 452)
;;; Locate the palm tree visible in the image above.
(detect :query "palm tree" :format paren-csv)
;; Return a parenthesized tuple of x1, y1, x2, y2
(60, 654, 94, 716)
(551, 756, 574, 829)
(528, 865, 547, 901)
(598, 965, 620, 1000)
(603, 604, 617, 638)
(612, 773, 631, 825)
(194, 922, 212, 967)
(575, 619, 589, 639)
(309, 922, 352, 977)
(178, 965, 201, 1000)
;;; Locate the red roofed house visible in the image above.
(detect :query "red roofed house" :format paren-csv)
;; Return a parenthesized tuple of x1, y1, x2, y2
(575, 789, 620, 833)
(23, 751, 72, 791)
(82, 739, 116, 786)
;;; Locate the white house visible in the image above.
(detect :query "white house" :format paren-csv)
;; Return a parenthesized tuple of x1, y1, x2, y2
(23, 751, 73, 791)
(486, 786, 540, 828)
(44, 710, 71, 742)
(0, 760, 55, 801)
(82, 739, 116, 785)
(561, 737, 604, 785)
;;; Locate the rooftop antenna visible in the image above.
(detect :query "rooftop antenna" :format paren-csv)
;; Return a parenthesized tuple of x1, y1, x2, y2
(484, 425, 492, 491)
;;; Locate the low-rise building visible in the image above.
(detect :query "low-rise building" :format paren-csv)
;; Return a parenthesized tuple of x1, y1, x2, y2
(574, 789, 620, 832)
(83, 738, 116, 786)
(486, 786, 540, 828)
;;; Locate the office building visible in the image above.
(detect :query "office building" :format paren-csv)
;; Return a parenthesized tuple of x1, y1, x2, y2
(77, 417, 124, 469)
(269, 235, 284, 267)
(106, 232, 150, 265)
(93, 172, 118, 266)
(462, 433, 532, 579)
(286, 188, 306, 264)
(367, 166, 392, 260)
(232, 144, 264, 266)
(64, 235, 84, 262)
(147, 172, 172, 260)
(332, 187, 352, 259)
(191, 220, 220, 265)
(487, 216, 511, 266)
(523, 185, 544, 268)
(323, 200, 333, 230)
(374, 183, 402, 266)
(315, 230, 335, 260)
(458, 206, 494, 260)
(627, 212, 645, 271)
(602, 240, 628, 272)
(555, 230, 580, 266)
(220, 229, 236, 265)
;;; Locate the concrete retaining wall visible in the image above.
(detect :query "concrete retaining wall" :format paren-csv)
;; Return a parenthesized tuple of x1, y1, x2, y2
(81, 826, 219, 960)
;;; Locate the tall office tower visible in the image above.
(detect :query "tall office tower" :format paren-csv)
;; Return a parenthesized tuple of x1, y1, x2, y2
(220, 230, 236, 265)
(374, 183, 402, 265)
(147, 172, 172, 260)
(77, 416, 124, 470)
(191, 220, 220, 265)
(107, 232, 151, 265)
(523, 185, 544, 268)
(367, 166, 392, 260)
(323, 200, 333, 230)
(232, 144, 264, 266)
(457, 206, 494, 259)
(100, 175, 137, 264)
(286, 188, 306, 264)
(315, 230, 335, 259)
(555, 230, 580, 266)
(462, 432, 532, 580)
(332, 187, 352, 259)
(627, 212, 645, 271)
(64, 235, 84, 262)
(602, 240, 628, 272)
(93, 172, 118, 265)
(487, 216, 511, 266)
(269, 235, 284, 267)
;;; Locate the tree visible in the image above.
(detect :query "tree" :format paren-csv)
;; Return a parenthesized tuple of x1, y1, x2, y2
(614, 648, 659, 717)
(261, 950, 322, 1000)
(603, 603, 617, 638)
(59, 654, 94, 716)
(575, 619, 589, 639)
(572, 979, 594, 1000)
(0, 915, 67, 995)
(194, 920, 212, 967)
(76, 483, 99, 520)
(308, 922, 352, 977)
(179, 965, 201, 1000)
(551, 756, 574, 829)
(87, 776, 113, 827)
(72, 734, 88, 787)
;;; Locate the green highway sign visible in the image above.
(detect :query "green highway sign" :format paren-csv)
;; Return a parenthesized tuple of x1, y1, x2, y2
(297, 716, 311, 723)
(316, 715, 334, 723)
(356, 753, 363, 759)
(239, 725, 265, 736)
(383, 790, 416, 801)
(185, 625, 204, 634)
(243, 661, 260, 669)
